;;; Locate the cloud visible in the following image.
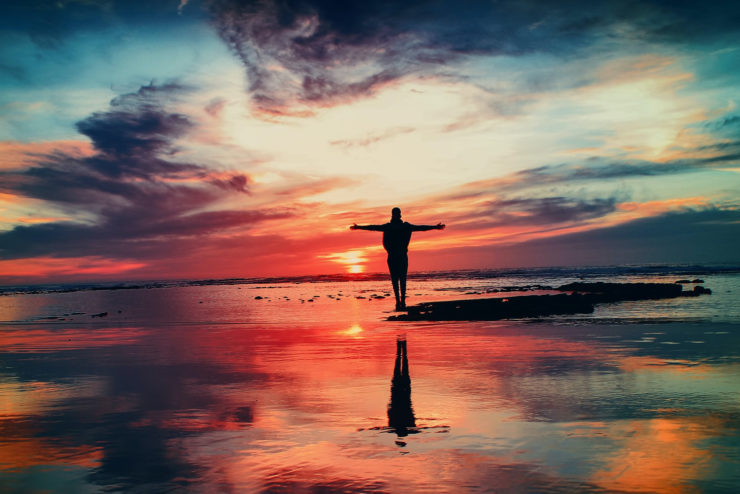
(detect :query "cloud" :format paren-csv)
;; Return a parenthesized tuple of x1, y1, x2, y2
(0, 83, 283, 263)
(273, 176, 357, 197)
(444, 148, 740, 203)
(424, 194, 623, 236)
(75, 83, 194, 160)
(206, 0, 740, 114)
(485, 196, 621, 226)
(526, 206, 740, 265)
(437, 207, 740, 269)
(206, 0, 565, 114)
(0, 1, 205, 47)
(0, 140, 94, 170)
(329, 126, 415, 148)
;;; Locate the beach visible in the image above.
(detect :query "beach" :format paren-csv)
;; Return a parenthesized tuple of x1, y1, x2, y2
(1, 268, 740, 492)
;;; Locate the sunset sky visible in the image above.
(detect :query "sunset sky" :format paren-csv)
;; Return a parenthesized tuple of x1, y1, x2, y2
(1, 0, 739, 283)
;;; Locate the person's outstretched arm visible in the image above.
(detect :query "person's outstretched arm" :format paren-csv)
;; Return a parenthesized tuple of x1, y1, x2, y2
(350, 223, 386, 231)
(409, 223, 445, 232)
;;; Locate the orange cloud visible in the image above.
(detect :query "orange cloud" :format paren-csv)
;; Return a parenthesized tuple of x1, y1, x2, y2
(0, 140, 94, 170)
(0, 257, 147, 281)
(617, 197, 710, 217)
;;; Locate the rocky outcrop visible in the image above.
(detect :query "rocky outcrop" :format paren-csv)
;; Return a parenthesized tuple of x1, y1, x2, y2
(390, 282, 711, 321)
(390, 294, 595, 321)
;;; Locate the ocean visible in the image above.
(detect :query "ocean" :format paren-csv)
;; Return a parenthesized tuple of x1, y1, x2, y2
(1, 265, 739, 492)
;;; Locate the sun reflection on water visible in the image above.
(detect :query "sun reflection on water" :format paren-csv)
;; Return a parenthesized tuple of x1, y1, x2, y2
(339, 323, 364, 337)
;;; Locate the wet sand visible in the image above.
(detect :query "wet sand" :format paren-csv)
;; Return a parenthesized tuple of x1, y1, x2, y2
(1, 282, 739, 492)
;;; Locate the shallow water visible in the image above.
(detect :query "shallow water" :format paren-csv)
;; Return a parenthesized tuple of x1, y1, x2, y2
(1, 279, 740, 492)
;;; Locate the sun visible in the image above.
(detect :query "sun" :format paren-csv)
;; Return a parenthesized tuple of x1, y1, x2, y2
(347, 264, 365, 274)
(319, 250, 369, 274)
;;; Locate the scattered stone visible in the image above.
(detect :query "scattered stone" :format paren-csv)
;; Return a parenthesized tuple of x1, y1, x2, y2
(255, 296, 263, 300)
(91, 312, 108, 318)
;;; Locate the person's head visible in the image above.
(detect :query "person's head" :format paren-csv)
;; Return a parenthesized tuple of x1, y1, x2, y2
(391, 207, 402, 220)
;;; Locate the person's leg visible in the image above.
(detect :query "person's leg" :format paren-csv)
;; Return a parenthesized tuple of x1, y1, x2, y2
(400, 339, 408, 375)
(387, 256, 401, 308)
(399, 255, 409, 309)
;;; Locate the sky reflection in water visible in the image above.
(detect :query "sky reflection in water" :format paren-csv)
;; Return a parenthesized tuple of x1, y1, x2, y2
(1, 283, 739, 492)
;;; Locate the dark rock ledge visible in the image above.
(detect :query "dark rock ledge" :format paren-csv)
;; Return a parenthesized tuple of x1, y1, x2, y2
(388, 282, 711, 321)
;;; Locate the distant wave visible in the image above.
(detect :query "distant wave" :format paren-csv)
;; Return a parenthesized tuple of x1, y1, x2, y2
(2, 264, 739, 297)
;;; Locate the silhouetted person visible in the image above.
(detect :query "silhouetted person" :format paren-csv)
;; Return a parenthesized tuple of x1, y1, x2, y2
(388, 337, 415, 439)
(351, 207, 445, 310)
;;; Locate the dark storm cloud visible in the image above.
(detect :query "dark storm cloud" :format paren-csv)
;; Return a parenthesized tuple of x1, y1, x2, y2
(0, 83, 287, 261)
(207, 0, 740, 113)
(208, 0, 566, 112)
(76, 84, 193, 160)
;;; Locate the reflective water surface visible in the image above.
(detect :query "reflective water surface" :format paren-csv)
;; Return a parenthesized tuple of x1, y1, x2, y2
(1, 281, 739, 492)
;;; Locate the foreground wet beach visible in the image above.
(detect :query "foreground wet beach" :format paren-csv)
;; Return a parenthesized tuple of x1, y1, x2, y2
(1, 280, 739, 492)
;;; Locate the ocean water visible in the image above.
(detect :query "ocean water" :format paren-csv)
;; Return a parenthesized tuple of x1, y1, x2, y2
(1, 266, 739, 492)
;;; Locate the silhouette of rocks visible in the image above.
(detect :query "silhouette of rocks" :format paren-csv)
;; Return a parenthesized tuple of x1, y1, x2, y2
(557, 282, 683, 302)
(390, 282, 711, 321)
(91, 312, 108, 318)
(390, 293, 594, 321)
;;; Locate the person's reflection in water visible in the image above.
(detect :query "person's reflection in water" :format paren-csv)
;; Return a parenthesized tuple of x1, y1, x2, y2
(388, 336, 416, 444)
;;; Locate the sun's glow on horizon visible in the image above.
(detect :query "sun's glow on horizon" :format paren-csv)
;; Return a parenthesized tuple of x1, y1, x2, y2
(347, 264, 364, 273)
(318, 250, 369, 274)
